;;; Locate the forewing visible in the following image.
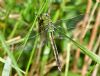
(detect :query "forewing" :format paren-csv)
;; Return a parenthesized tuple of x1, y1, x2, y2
(53, 14, 84, 31)
(52, 14, 84, 39)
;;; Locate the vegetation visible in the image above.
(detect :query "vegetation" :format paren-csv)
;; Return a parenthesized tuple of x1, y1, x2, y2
(0, 0, 100, 76)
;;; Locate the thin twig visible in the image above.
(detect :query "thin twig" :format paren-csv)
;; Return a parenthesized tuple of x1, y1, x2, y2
(82, 5, 100, 76)
(73, 0, 92, 72)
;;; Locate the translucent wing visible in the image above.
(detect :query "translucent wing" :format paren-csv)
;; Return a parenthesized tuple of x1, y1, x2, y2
(51, 14, 84, 39)
(5, 14, 84, 52)
(10, 24, 50, 51)
(53, 14, 84, 31)
(14, 14, 84, 50)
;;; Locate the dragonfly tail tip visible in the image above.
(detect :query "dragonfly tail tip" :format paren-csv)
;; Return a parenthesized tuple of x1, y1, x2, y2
(58, 66, 61, 72)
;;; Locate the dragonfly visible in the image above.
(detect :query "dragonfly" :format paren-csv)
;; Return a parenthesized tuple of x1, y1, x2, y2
(6, 13, 84, 72)
(36, 13, 84, 71)
(38, 13, 62, 71)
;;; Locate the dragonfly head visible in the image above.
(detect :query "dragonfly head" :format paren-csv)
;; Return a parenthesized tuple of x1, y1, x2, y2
(40, 13, 50, 20)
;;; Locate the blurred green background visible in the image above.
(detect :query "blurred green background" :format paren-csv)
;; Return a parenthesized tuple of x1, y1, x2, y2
(0, 0, 100, 76)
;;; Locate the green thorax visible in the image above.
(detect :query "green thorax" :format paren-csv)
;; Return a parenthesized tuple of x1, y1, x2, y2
(38, 13, 54, 33)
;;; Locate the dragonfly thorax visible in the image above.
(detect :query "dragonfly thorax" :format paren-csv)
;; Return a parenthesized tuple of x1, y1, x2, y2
(38, 13, 54, 33)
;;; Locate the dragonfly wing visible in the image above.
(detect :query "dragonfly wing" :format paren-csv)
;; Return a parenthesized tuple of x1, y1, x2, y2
(53, 14, 84, 31)
(14, 22, 52, 49)
(52, 14, 84, 39)
(11, 33, 38, 52)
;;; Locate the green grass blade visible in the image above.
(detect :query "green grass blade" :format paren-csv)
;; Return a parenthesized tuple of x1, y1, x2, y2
(0, 31, 22, 76)
(25, 37, 38, 76)
(2, 57, 12, 76)
(0, 57, 25, 74)
(56, 28, 100, 64)
(25, 0, 49, 75)
(65, 43, 71, 76)
(65, 35, 100, 64)
(17, 0, 49, 61)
